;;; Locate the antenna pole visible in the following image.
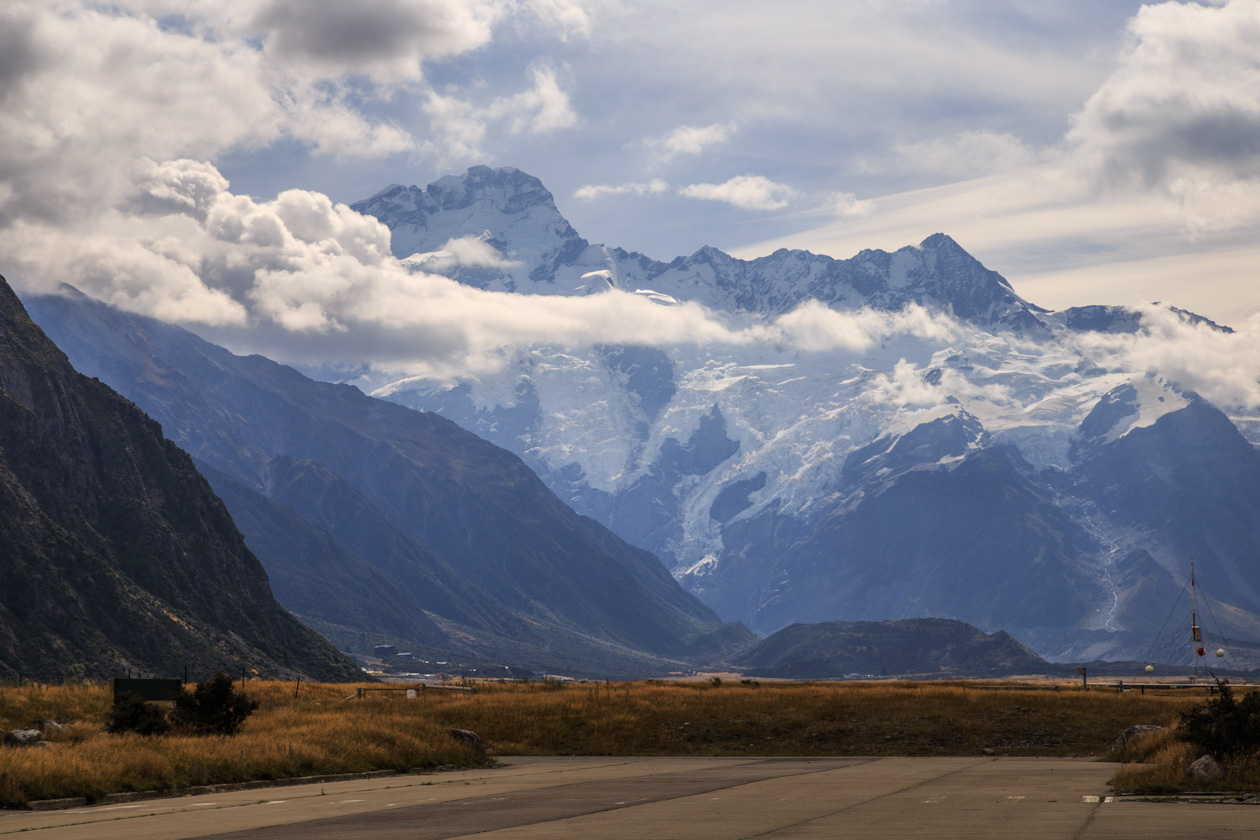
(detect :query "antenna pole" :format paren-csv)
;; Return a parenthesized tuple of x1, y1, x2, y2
(1190, 559, 1202, 683)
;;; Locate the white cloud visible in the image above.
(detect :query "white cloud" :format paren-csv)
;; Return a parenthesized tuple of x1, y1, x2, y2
(680, 175, 796, 211)
(1073, 303, 1260, 412)
(421, 63, 579, 163)
(645, 122, 736, 163)
(773, 301, 961, 353)
(491, 63, 580, 135)
(830, 191, 874, 219)
(573, 179, 670, 200)
(403, 235, 521, 273)
(421, 91, 491, 162)
(439, 236, 519, 268)
(517, 0, 596, 41)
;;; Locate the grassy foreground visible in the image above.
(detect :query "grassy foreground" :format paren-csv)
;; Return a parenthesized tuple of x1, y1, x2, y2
(0, 679, 1210, 808)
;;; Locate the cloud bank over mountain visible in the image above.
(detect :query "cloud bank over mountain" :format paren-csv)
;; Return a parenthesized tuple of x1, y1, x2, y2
(2, 0, 1259, 372)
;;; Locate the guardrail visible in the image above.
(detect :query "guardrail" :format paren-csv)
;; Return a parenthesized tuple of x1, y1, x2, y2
(343, 684, 476, 701)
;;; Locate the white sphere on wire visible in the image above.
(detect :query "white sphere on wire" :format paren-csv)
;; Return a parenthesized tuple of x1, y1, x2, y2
(1216, 648, 1225, 658)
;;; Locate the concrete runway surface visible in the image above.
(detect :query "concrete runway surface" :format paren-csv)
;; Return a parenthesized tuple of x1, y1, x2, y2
(2, 756, 1256, 839)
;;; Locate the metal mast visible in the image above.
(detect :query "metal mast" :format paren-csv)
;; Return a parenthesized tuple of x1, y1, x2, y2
(1191, 558, 1203, 683)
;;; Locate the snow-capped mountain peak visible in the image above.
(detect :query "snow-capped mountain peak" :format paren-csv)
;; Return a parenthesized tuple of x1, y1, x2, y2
(357, 169, 1047, 331)
(352, 166, 590, 290)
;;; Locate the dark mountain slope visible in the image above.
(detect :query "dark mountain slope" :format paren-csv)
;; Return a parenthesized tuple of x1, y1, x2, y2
(195, 460, 444, 645)
(0, 275, 359, 681)
(256, 455, 521, 637)
(1075, 396, 1260, 614)
(715, 445, 1100, 636)
(26, 290, 733, 664)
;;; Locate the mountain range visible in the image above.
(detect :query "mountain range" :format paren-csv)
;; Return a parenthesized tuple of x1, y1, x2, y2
(19, 164, 1260, 676)
(342, 166, 1260, 667)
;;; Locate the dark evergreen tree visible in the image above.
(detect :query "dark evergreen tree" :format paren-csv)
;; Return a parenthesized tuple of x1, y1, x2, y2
(106, 692, 171, 736)
(171, 673, 260, 736)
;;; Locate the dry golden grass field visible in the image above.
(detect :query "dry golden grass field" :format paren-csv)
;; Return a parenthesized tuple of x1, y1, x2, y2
(0, 678, 1253, 807)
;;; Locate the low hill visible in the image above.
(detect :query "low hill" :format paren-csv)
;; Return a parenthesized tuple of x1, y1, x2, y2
(734, 618, 1049, 679)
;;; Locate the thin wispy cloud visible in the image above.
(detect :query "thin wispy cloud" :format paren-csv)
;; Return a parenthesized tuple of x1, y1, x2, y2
(573, 180, 670, 200)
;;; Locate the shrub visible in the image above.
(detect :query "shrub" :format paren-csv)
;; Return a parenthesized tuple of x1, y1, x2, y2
(170, 673, 259, 736)
(1178, 680, 1260, 759)
(106, 692, 170, 736)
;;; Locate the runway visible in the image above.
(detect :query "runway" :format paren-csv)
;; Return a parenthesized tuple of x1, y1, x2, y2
(2, 756, 1255, 839)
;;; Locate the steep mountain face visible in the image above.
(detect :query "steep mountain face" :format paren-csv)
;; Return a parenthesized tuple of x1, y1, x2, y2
(26, 290, 739, 677)
(734, 618, 1050, 679)
(712, 445, 1101, 634)
(0, 275, 360, 682)
(344, 166, 1260, 664)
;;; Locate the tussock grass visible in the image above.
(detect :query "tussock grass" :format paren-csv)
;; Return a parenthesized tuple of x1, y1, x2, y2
(0, 679, 1209, 807)
(0, 681, 485, 808)
(1109, 723, 1260, 794)
(419, 680, 1192, 759)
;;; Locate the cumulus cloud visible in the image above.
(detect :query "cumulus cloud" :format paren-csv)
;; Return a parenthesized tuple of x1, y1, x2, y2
(679, 175, 796, 211)
(6, 0, 1259, 401)
(250, 0, 497, 84)
(773, 301, 961, 353)
(1067, 0, 1260, 228)
(573, 179, 670, 200)
(7, 149, 992, 381)
(0, 1, 590, 232)
(402, 235, 521, 274)
(1073, 303, 1260, 411)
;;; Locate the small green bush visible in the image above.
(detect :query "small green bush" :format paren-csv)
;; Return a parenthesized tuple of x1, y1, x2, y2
(1179, 680, 1260, 758)
(106, 692, 171, 736)
(171, 672, 259, 736)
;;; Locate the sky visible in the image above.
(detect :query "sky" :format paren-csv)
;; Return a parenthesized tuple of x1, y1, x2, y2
(2, 0, 1259, 374)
